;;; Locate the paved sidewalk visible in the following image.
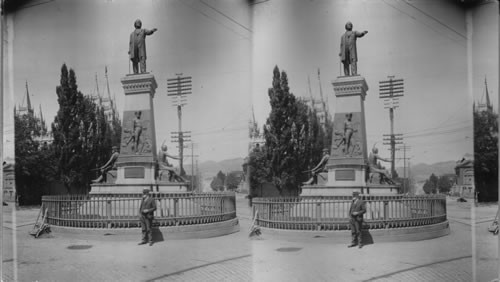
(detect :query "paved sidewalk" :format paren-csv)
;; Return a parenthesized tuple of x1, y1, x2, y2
(1, 195, 490, 281)
(474, 201, 499, 282)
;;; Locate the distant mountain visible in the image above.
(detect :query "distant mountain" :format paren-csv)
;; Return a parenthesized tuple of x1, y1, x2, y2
(185, 157, 245, 177)
(189, 158, 460, 183)
(396, 160, 457, 182)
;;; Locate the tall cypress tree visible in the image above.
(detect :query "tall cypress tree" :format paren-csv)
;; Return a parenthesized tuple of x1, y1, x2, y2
(51, 64, 112, 193)
(246, 66, 331, 196)
(261, 66, 330, 195)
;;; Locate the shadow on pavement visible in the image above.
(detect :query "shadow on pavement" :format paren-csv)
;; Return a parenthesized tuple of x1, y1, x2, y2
(362, 229, 374, 246)
(152, 228, 164, 242)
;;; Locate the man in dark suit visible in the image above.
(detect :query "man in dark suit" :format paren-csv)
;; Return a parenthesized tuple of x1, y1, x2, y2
(138, 189, 157, 246)
(348, 191, 366, 248)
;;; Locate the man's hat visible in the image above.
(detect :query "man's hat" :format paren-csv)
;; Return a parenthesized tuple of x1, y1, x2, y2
(143, 189, 150, 194)
(352, 191, 360, 196)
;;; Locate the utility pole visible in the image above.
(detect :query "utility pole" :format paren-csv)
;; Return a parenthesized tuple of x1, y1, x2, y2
(167, 74, 192, 176)
(395, 145, 411, 193)
(383, 134, 403, 177)
(195, 159, 200, 192)
(408, 160, 412, 194)
(379, 76, 404, 178)
(183, 142, 199, 191)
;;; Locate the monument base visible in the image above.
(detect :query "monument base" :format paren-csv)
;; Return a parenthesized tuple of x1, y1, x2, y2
(326, 163, 367, 187)
(301, 184, 399, 196)
(90, 183, 189, 194)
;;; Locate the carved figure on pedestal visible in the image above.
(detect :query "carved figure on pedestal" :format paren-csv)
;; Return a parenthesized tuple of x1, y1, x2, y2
(303, 149, 330, 185)
(332, 113, 361, 158)
(125, 111, 143, 154)
(343, 113, 354, 154)
(339, 21, 368, 76)
(368, 145, 395, 185)
(129, 19, 157, 74)
(158, 140, 185, 182)
(92, 146, 119, 183)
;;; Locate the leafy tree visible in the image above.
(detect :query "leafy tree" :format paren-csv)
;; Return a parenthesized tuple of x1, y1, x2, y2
(243, 145, 272, 197)
(246, 66, 330, 196)
(422, 174, 438, 194)
(15, 112, 57, 205)
(422, 180, 434, 194)
(225, 172, 242, 191)
(474, 109, 498, 202)
(429, 174, 438, 191)
(210, 171, 226, 191)
(51, 64, 115, 193)
(216, 171, 226, 185)
(437, 176, 452, 194)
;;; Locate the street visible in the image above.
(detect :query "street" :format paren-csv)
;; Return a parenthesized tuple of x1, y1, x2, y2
(1, 194, 496, 281)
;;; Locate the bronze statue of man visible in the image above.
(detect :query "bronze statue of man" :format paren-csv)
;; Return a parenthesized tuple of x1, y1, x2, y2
(368, 145, 395, 185)
(303, 149, 330, 185)
(339, 21, 367, 76)
(129, 19, 157, 74)
(92, 146, 119, 183)
(157, 140, 185, 182)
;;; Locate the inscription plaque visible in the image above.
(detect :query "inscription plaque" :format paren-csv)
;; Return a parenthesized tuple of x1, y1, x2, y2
(335, 169, 355, 181)
(124, 167, 145, 178)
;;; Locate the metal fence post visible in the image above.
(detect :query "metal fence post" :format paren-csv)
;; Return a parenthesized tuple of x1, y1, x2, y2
(316, 202, 322, 231)
(174, 198, 179, 225)
(106, 200, 112, 228)
(384, 201, 389, 228)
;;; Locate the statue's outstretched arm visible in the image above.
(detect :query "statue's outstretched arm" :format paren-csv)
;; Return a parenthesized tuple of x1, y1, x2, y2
(311, 155, 329, 172)
(356, 30, 368, 37)
(377, 155, 391, 163)
(145, 28, 158, 36)
(102, 152, 119, 169)
(166, 153, 180, 160)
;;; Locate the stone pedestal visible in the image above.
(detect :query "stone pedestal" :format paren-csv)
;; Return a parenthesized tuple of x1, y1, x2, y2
(90, 73, 191, 195)
(301, 75, 400, 196)
(327, 75, 369, 187)
(115, 73, 158, 185)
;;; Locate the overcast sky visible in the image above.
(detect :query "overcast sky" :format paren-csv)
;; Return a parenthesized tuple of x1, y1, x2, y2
(4, 0, 499, 167)
(5, 0, 252, 164)
(251, 0, 497, 166)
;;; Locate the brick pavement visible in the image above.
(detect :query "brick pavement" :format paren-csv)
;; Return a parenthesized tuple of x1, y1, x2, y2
(1, 195, 490, 281)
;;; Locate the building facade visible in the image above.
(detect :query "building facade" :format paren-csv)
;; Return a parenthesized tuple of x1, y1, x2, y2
(451, 158, 474, 198)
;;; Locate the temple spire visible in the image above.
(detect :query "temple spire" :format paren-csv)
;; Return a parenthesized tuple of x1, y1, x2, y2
(25, 81, 32, 113)
(485, 77, 492, 111)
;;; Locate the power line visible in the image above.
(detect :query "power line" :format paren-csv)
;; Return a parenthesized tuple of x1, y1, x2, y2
(403, 120, 473, 136)
(199, 0, 253, 33)
(177, 0, 250, 40)
(191, 126, 247, 136)
(402, 0, 466, 40)
(404, 125, 472, 139)
(249, 0, 270, 5)
(382, 0, 466, 48)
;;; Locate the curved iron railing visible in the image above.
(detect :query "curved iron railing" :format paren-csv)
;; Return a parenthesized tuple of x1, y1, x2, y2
(252, 195, 446, 231)
(41, 192, 236, 228)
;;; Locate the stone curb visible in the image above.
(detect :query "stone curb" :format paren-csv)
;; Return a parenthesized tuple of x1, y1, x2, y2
(258, 221, 450, 243)
(49, 218, 240, 240)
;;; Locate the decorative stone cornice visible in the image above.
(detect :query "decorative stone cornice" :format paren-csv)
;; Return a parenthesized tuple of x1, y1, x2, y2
(332, 75, 368, 100)
(121, 73, 158, 98)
